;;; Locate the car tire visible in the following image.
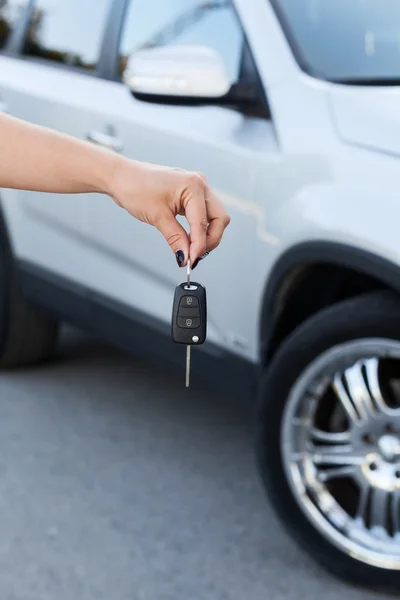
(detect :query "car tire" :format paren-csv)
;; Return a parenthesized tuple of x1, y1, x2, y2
(0, 214, 58, 369)
(257, 290, 400, 592)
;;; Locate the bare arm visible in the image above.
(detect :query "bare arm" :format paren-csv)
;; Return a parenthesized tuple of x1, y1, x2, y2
(0, 113, 230, 266)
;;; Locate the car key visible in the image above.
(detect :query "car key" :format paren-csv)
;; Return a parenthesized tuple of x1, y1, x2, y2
(171, 259, 207, 387)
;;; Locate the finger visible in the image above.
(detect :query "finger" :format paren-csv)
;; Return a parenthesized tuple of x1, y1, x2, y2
(154, 210, 190, 265)
(204, 188, 230, 251)
(206, 216, 229, 252)
(183, 179, 208, 263)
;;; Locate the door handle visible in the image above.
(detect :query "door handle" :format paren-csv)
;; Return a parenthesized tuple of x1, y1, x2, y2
(86, 130, 123, 153)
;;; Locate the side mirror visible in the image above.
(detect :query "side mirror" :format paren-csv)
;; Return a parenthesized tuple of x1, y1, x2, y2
(123, 44, 231, 99)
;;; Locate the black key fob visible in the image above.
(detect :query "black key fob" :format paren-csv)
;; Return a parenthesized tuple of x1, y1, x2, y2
(171, 282, 207, 345)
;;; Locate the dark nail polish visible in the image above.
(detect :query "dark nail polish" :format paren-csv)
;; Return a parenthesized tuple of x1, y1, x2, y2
(175, 250, 185, 267)
(192, 251, 210, 270)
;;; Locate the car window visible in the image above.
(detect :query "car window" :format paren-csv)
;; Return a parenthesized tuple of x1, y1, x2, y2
(272, 0, 400, 82)
(119, 0, 243, 85)
(0, 0, 29, 50)
(22, 0, 112, 71)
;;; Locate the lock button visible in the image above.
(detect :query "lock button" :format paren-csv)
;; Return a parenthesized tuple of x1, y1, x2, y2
(179, 296, 199, 308)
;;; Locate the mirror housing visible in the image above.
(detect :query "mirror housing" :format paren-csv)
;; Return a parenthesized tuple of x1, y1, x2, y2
(123, 44, 231, 100)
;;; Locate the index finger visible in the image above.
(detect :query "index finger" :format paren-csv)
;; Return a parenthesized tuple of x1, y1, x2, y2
(183, 176, 208, 264)
(205, 187, 231, 251)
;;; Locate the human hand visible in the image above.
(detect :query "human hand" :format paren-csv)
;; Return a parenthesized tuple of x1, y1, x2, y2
(109, 159, 230, 268)
(0, 114, 229, 265)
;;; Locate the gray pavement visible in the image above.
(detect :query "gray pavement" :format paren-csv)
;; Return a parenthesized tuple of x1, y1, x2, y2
(0, 328, 394, 600)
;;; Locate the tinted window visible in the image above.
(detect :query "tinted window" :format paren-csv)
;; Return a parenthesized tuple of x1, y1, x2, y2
(0, 0, 28, 50)
(23, 0, 112, 70)
(273, 0, 400, 82)
(120, 0, 243, 85)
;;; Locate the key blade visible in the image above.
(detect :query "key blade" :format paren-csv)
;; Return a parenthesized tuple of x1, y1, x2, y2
(187, 258, 191, 288)
(186, 344, 191, 388)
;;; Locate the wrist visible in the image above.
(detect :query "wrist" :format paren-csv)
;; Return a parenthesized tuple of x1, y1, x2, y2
(89, 149, 123, 198)
(101, 153, 148, 209)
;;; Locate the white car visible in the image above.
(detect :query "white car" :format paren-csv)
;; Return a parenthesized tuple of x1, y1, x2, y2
(1, 0, 400, 589)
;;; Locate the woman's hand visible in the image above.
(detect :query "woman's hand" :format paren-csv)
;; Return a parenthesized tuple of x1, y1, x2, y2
(109, 159, 230, 268)
(0, 113, 230, 266)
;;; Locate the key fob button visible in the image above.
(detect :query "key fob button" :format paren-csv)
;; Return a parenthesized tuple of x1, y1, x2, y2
(177, 317, 201, 329)
(178, 306, 200, 318)
(180, 296, 199, 308)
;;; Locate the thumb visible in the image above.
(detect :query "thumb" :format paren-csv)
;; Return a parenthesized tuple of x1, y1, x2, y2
(155, 211, 190, 265)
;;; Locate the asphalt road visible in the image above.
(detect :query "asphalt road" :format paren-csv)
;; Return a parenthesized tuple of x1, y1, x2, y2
(0, 328, 394, 600)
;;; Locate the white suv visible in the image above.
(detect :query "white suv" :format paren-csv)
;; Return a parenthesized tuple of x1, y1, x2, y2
(1, 0, 400, 590)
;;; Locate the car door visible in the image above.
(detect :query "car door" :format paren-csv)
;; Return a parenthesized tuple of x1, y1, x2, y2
(82, 0, 280, 361)
(0, 0, 113, 288)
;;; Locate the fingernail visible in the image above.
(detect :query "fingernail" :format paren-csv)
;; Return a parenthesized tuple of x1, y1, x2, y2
(192, 251, 210, 271)
(175, 250, 185, 267)
(192, 252, 210, 271)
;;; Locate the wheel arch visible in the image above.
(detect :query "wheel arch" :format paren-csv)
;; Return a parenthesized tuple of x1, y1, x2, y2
(260, 241, 400, 364)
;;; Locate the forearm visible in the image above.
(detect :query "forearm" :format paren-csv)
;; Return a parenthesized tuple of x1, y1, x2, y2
(0, 112, 122, 196)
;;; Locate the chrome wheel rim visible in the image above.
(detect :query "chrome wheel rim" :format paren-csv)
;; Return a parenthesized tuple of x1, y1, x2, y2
(282, 339, 400, 570)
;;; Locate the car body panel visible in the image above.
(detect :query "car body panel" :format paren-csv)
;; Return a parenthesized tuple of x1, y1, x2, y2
(329, 84, 400, 157)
